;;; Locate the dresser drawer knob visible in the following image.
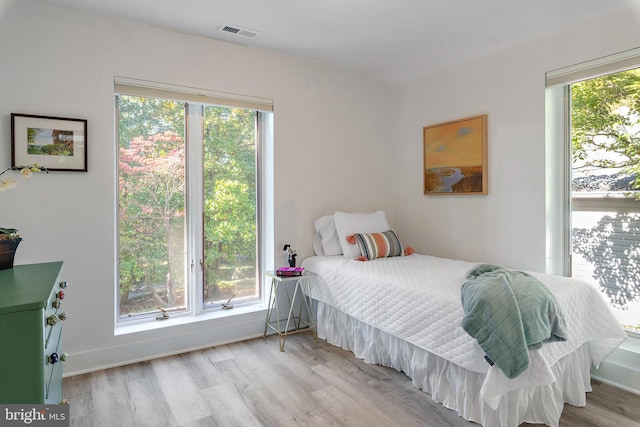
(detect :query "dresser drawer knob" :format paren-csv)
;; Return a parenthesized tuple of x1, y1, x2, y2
(47, 315, 59, 326)
(60, 352, 69, 362)
(58, 312, 67, 321)
(48, 352, 60, 364)
(59, 281, 68, 289)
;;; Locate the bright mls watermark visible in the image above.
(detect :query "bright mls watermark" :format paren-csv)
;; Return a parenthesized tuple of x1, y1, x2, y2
(1, 405, 69, 426)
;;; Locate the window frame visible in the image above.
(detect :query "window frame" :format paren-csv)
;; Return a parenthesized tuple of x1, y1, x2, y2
(545, 47, 640, 276)
(114, 78, 274, 325)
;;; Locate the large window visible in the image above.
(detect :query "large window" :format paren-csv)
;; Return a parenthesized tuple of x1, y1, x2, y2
(116, 79, 273, 321)
(570, 69, 640, 335)
(546, 50, 640, 335)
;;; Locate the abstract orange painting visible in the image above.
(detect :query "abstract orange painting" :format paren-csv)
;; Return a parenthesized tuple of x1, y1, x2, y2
(423, 114, 487, 195)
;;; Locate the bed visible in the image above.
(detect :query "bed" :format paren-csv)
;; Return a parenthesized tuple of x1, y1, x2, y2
(301, 211, 627, 427)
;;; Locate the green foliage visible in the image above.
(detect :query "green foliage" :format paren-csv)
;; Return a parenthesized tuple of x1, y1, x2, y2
(202, 106, 257, 293)
(118, 96, 186, 313)
(117, 95, 185, 150)
(27, 128, 36, 145)
(117, 95, 258, 314)
(0, 227, 19, 240)
(38, 142, 73, 156)
(571, 69, 640, 190)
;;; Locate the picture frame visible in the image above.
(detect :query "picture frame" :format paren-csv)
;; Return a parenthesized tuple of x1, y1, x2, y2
(423, 114, 487, 195)
(11, 113, 87, 172)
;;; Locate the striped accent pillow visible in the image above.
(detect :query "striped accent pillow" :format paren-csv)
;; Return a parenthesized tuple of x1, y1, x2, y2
(354, 229, 403, 260)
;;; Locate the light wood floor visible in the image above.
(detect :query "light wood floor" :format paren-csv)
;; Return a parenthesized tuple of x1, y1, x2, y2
(64, 333, 640, 427)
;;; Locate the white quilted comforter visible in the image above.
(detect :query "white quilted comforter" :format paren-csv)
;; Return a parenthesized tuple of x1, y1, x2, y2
(302, 254, 626, 399)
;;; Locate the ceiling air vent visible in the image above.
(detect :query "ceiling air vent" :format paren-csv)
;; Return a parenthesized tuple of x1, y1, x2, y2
(218, 25, 259, 38)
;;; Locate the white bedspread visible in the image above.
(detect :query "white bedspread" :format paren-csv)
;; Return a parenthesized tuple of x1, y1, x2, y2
(301, 254, 626, 406)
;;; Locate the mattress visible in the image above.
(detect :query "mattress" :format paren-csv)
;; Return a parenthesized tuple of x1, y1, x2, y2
(301, 254, 627, 408)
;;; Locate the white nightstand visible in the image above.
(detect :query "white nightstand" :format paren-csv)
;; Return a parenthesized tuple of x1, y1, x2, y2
(263, 270, 318, 351)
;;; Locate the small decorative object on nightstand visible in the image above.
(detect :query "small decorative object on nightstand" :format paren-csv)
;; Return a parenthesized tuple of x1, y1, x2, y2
(264, 270, 318, 351)
(283, 244, 297, 267)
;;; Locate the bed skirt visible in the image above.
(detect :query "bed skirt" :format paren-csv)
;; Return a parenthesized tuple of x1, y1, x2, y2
(316, 301, 594, 427)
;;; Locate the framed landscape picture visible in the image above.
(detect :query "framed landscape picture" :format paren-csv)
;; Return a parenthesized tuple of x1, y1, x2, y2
(423, 114, 487, 195)
(11, 113, 87, 172)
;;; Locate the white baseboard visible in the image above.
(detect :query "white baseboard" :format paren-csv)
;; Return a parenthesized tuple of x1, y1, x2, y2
(63, 309, 268, 376)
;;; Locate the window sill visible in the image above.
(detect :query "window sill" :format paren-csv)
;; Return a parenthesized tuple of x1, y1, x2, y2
(619, 335, 640, 358)
(114, 301, 268, 336)
(591, 335, 640, 395)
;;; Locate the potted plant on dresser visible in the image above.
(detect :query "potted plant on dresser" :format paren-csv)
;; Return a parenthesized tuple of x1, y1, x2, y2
(0, 164, 47, 270)
(0, 228, 22, 270)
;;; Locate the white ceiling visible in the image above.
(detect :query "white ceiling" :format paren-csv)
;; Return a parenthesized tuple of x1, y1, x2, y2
(40, 0, 632, 84)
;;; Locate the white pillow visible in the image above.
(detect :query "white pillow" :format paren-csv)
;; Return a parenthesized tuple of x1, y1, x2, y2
(333, 210, 390, 259)
(312, 231, 325, 256)
(314, 215, 342, 256)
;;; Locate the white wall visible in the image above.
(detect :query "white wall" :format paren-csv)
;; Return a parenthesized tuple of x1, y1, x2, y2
(0, 0, 393, 374)
(389, 6, 640, 393)
(390, 6, 640, 272)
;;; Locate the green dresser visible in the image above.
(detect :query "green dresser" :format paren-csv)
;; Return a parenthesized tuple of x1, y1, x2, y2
(0, 262, 67, 404)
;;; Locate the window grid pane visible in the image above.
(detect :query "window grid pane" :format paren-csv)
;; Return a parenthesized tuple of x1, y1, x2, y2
(569, 68, 640, 334)
(117, 95, 187, 318)
(202, 106, 259, 306)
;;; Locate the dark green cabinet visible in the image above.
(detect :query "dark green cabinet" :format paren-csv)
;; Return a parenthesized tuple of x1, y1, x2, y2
(0, 262, 67, 404)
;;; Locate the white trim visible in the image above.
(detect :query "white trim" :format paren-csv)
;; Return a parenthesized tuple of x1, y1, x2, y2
(546, 47, 640, 87)
(114, 301, 267, 336)
(186, 103, 204, 314)
(544, 85, 572, 276)
(258, 112, 275, 280)
(68, 305, 269, 376)
(591, 337, 640, 395)
(114, 76, 273, 112)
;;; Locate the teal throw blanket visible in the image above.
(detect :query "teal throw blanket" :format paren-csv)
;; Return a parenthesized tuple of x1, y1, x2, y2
(461, 264, 567, 378)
